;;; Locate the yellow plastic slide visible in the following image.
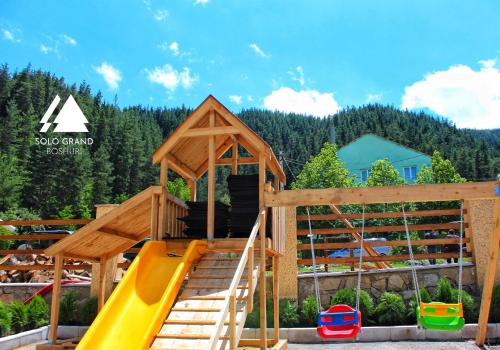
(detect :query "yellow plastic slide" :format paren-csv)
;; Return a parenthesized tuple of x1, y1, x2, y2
(76, 240, 207, 350)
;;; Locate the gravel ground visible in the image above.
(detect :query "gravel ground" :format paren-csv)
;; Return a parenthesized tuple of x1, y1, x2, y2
(287, 341, 487, 350)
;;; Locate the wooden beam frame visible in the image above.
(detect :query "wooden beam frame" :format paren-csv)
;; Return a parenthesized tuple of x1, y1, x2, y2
(258, 152, 268, 349)
(96, 227, 138, 241)
(216, 156, 258, 166)
(231, 139, 238, 174)
(49, 254, 63, 344)
(165, 154, 196, 180)
(476, 197, 500, 346)
(207, 109, 216, 241)
(264, 181, 497, 207)
(181, 126, 240, 137)
(195, 138, 233, 178)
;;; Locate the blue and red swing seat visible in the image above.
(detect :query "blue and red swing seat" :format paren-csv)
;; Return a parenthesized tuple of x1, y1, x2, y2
(317, 304, 362, 339)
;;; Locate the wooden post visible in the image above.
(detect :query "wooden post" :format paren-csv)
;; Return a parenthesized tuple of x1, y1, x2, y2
(151, 193, 159, 239)
(476, 198, 500, 346)
(258, 152, 267, 349)
(98, 256, 108, 311)
(273, 255, 280, 343)
(188, 179, 197, 201)
(158, 158, 168, 240)
(279, 206, 298, 299)
(248, 245, 254, 312)
(49, 254, 63, 343)
(229, 292, 236, 350)
(231, 139, 238, 175)
(207, 109, 215, 241)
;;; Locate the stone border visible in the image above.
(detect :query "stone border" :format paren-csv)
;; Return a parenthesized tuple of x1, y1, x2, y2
(241, 323, 500, 343)
(2, 324, 499, 348)
(0, 326, 48, 350)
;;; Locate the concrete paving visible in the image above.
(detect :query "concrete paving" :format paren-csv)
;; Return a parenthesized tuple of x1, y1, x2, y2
(287, 341, 486, 350)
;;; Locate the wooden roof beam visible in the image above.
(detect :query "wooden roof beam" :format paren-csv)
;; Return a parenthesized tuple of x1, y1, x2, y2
(181, 126, 240, 138)
(216, 157, 258, 165)
(96, 227, 139, 242)
(195, 138, 233, 179)
(165, 154, 197, 180)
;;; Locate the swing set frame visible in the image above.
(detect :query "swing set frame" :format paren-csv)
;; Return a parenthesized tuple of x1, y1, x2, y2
(264, 180, 499, 346)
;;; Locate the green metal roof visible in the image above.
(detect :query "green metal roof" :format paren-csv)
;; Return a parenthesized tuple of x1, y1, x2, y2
(337, 134, 431, 183)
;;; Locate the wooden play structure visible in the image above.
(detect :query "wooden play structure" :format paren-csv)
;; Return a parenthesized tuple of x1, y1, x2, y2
(40, 95, 287, 350)
(27, 95, 498, 349)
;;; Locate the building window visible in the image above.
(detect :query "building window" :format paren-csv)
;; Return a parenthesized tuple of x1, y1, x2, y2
(404, 166, 417, 181)
(361, 169, 370, 183)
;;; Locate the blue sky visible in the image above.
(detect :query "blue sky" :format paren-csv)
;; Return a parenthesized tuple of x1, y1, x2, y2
(1, 0, 499, 128)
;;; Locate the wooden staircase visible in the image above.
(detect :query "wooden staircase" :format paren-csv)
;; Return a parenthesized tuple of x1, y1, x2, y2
(150, 250, 259, 350)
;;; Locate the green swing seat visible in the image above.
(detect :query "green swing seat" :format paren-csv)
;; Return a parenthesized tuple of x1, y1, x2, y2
(416, 302, 465, 331)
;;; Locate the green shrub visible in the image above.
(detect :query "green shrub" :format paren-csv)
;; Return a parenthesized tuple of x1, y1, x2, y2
(451, 289, 477, 323)
(375, 292, 406, 326)
(244, 299, 299, 328)
(330, 288, 374, 324)
(300, 294, 318, 327)
(26, 296, 49, 329)
(279, 299, 299, 327)
(8, 301, 28, 333)
(406, 288, 431, 323)
(80, 297, 98, 326)
(434, 277, 453, 303)
(60, 291, 78, 325)
(490, 285, 500, 323)
(0, 226, 13, 249)
(0, 302, 11, 336)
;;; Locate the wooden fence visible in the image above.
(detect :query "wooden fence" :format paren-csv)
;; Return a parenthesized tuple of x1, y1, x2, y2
(296, 207, 472, 267)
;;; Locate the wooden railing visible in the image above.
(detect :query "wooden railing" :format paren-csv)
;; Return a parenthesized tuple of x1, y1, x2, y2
(209, 209, 263, 350)
(165, 192, 188, 237)
(296, 207, 471, 267)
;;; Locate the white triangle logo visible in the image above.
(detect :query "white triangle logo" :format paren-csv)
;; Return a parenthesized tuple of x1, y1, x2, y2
(40, 94, 89, 133)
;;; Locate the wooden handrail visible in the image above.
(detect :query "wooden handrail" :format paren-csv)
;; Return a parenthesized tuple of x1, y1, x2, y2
(0, 219, 92, 226)
(298, 252, 472, 265)
(209, 209, 263, 350)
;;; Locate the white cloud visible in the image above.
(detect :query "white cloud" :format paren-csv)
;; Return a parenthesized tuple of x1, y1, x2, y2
(94, 62, 122, 91)
(229, 95, 242, 104)
(39, 44, 52, 54)
(146, 64, 198, 91)
(2, 29, 20, 43)
(194, 0, 209, 5)
(402, 60, 500, 129)
(288, 65, 305, 86)
(367, 93, 383, 102)
(63, 34, 77, 46)
(264, 87, 341, 117)
(249, 43, 269, 58)
(169, 41, 179, 56)
(247, 95, 254, 102)
(154, 9, 169, 21)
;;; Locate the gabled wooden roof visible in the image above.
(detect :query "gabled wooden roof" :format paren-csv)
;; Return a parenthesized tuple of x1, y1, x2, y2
(152, 95, 286, 182)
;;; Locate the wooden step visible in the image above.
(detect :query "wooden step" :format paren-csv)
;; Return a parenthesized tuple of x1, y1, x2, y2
(184, 285, 247, 290)
(189, 275, 248, 280)
(177, 295, 247, 301)
(164, 319, 241, 325)
(156, 334, 230, 340)
(170, 307, 221, 312)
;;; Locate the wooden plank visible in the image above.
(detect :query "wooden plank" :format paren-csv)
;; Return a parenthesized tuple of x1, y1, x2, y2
(297, 209, 463, 221)
(0, 219, 92, 226)
(96, 227, 139, 241)
(329, 205, 389, 269)
(188, 179, 197, 201)
(476, 198, 500, 346)
(298, 252, 471, 265)
(297, 222, 466, 236)
(297, 238, 470, 250)
(97, 257, 107, 311)
(207, 109, 215, 241)
(265, 181, 497, 207)
(273, 255, 279, 342)
(159, 159, 168, 240)
(0, 234, 69, 241)
(165, 153, 197, 180)
(258, 153, 267, 349)
(195, 138, 233, 179)
(232, 139, 238, 174)
(182, 126, 240, 137)
(49, 254, 63, 343)
(151, 193, 159, 239)
(0, 263, 129, 271)
(216, 157, 259, 166)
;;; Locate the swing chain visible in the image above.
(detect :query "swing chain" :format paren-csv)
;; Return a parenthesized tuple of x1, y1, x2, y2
(458, 201, 464, 304)
(355, 205, 365, 312)
(402, 204, 421, 305)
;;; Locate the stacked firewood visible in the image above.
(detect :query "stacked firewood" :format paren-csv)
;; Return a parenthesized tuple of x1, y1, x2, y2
(0, 253, 92, 283)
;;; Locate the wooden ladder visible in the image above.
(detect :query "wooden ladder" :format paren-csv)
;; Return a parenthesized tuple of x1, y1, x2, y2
(150, 250, 259, 350)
